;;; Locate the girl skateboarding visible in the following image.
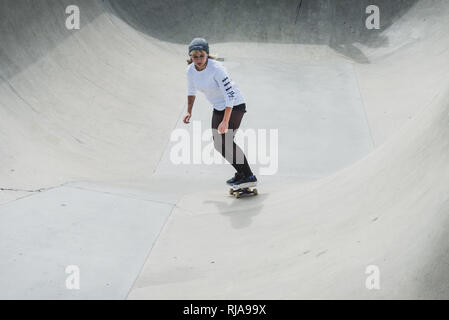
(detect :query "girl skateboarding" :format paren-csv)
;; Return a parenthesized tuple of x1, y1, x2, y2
(183, 38, 257, 189)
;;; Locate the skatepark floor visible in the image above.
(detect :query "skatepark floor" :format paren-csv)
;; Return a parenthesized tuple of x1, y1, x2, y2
(1, 0, 449, 299)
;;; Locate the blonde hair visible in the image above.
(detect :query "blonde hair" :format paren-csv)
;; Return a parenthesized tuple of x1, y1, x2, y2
(187, 49, 217, 65)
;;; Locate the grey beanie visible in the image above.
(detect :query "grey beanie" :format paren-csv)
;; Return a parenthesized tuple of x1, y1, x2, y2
(188, 38, 209, 54)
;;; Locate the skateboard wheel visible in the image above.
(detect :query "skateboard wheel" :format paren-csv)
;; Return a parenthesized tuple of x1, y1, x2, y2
(229, 188, 234, 195)
(253, 188, 258, 195)
(234, 192, 240, 198)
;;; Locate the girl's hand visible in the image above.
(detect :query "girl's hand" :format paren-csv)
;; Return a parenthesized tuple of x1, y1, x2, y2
(218, 120, 229, 134)
(183, 113, 192, 124)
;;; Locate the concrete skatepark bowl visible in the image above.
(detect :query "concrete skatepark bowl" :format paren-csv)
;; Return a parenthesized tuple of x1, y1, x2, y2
(1, 0, 449, 299)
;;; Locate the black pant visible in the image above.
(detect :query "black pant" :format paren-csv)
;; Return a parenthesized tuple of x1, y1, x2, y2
(211, 104, 253, 177)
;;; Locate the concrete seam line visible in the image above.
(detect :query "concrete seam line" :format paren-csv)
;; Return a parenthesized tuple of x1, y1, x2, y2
(64, 185, 177, 206)
(153, 101, 188, 174)
(352, 62, 376, 148)
(124, 203, 177, 300)
(0, 182, 71, 207)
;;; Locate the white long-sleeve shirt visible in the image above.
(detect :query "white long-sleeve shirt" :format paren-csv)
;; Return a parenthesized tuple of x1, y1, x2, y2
(186, 59, 245, 111)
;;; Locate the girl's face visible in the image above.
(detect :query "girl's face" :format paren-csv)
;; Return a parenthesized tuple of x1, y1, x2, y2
(191, 51, 208, 69)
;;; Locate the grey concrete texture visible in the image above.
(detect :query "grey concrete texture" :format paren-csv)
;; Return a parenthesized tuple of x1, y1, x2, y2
(1, 0, 449, 299)
(0, 183, 172, 299)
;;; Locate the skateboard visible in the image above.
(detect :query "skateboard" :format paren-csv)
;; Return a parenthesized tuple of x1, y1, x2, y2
(229, 186, 258, 198)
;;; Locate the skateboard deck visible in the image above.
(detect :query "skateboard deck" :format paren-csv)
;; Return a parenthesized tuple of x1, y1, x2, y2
(229, 187, 258, 198)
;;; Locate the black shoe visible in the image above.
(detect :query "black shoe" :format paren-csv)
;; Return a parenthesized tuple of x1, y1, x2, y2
(226, 172, 245, 185)
(232, 175, 257, 188)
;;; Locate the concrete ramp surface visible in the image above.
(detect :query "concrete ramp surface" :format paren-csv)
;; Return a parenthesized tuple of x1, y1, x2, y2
(1, 0, 449, 299)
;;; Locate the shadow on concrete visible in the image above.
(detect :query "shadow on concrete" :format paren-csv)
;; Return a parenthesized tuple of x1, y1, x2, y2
(108, 0, 419, 63)
(0, 0, 103, 83)
(0, 0, 419, 84)
(204, 193, 268, 229)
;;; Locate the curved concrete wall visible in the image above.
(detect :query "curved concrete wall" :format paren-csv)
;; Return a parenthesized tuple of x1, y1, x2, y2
(1, 0, 449, 299)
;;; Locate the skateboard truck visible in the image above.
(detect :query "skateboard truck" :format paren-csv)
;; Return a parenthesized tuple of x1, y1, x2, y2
(229, 187, 258, 198)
